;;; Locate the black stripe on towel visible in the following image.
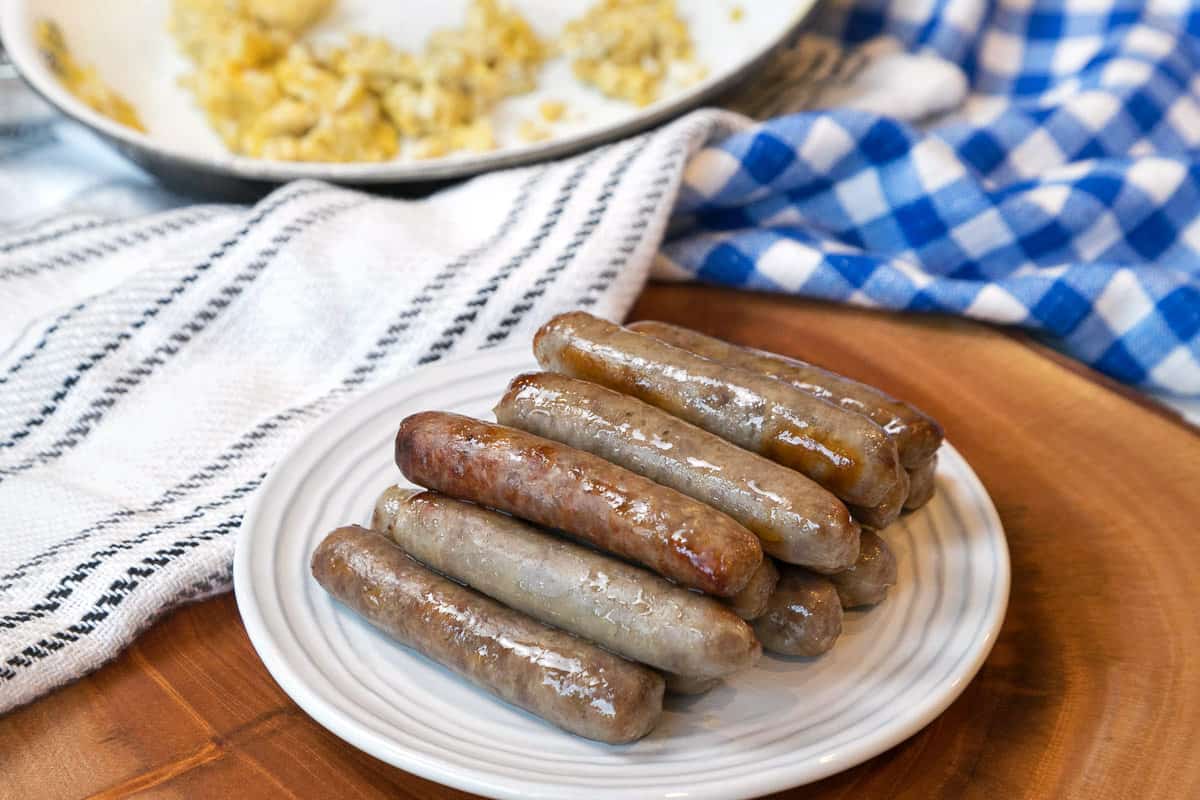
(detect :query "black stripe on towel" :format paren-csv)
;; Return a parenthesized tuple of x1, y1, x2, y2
(0, 185, 331, 450)
(414, 147, 610, 365)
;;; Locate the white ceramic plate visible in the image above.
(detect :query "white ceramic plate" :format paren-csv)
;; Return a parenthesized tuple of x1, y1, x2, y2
(2, 0, 815, 185)
(234, 344, 1010, 800)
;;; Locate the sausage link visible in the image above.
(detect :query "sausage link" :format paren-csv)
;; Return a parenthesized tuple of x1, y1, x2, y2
(903, 455, 938, 510)
(311, 526, 664, 744)
(829, 530, 897, 608)
(722, 557, 779, 621)
(373, 487, 760, 679)
(534, 312, 902, 508)
(752, 564, 843, 657)
(665, 673, 721, 696)
(495, 371, 860, 572)
(629, 320, 943, 468)
(848, 467, 910, 530)
(394, 411, 762, 597)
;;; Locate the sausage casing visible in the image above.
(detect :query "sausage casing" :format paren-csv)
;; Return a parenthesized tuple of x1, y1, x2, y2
(829, 530, 898, 608)
(665, 673, 721, 696)
(629, 320, 943, 468)
(311, 526, 664, 744)
(722, 557, 780, 621)
(394, 411, 762, 597)
(373, 487, 760, 679)
(848, 466, 910, 530)
(904, 455, 938, 510)
(534, 312, 902, 508)
(494, 371, 860, 572)
(752, 564, 844, 657)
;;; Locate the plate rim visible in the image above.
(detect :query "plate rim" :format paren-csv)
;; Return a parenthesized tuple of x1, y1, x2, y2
(1, 0, 817, 184)
(233, 343, 1011, 799)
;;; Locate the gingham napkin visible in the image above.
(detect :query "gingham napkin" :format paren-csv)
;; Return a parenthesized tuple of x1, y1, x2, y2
(658, 1, 1200, 397)
(4, 0, 1200, 714)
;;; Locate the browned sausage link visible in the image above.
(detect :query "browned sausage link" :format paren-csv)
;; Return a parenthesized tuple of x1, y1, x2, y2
(903, 455, 938, 511)
(828, 530, 897, 608)
(629, 320, 943, 468)
(534, 312, 902, 508)
(373, 486, 760, 679)
(722, 557, 779, 621)
(395, 412, 763, 597)
(495, 371, 860, 572)
(311, 526, 664, 744)
(665, 673, 721, 696)
(848, 466, 910, 530)
(752, 564, 843, 657)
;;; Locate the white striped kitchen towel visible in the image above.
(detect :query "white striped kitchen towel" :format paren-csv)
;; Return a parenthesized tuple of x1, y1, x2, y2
(0, 109, 751, 713)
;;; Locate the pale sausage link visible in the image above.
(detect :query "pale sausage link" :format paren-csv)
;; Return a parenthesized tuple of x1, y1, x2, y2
(828, 530, 897, 608)
(904, 455, 938, 511)
(722, 557, 779, 621)
(311, 526, 665, 744)
(753, 563, 843, 657)
(373, 487, 760, 679)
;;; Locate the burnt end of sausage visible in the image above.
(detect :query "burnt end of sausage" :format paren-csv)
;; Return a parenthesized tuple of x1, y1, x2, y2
(828, 530, 898, 608)
(394, 412, 762, 597)
(848, 466, 910, 530)
(495, 371, 861, 574)
(533, 312, 903, 508)
(903, 455, 938, 511)
(723, 558, 779, 621)
(311, 525, 665, 744)
(373, 485, 761, 680)
(752, 564, 844, 657)
(628, 320, 944, 468)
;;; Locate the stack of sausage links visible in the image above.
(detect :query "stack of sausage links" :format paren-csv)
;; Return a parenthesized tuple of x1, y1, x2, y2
(311, 311, 943, 744)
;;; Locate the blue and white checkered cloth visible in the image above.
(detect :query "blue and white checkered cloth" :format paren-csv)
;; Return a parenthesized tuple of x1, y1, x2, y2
(659, 0, 1200, 396)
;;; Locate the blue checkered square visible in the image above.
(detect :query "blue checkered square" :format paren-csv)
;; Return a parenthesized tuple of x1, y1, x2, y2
(661, 0, 1200, 395)
(1126, 211, 1176, 261)
(743, 133, 797, 185)
(894, 197, 949, 248)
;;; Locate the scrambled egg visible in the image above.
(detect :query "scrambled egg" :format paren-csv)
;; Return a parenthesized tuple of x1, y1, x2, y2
(169, 0, 546, 162)
(40, 0, 708, 162)
(518, 119, 551, 143)
(35, 21, 146, 132)
(560, 0, 702, 107)
(539, 100, 567, 122)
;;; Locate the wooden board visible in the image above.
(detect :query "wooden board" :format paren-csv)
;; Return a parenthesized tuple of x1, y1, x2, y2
(3, 285, 1199, 799)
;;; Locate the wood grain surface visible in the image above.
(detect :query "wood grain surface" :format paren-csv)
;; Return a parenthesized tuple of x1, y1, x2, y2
(3, 285, 1199, 799)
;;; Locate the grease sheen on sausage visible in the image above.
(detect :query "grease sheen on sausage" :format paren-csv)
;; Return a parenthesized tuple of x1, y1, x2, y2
(629, 320, 943, 468)
(752, 564, 844, 657)
(534, 312, 903, 508)
(311, 526, 664, 744)
(494, 371, 860, 572)
(373, 487, 760, 679)
(394, 412, 762, 597)
(829, 530, 898, 608)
